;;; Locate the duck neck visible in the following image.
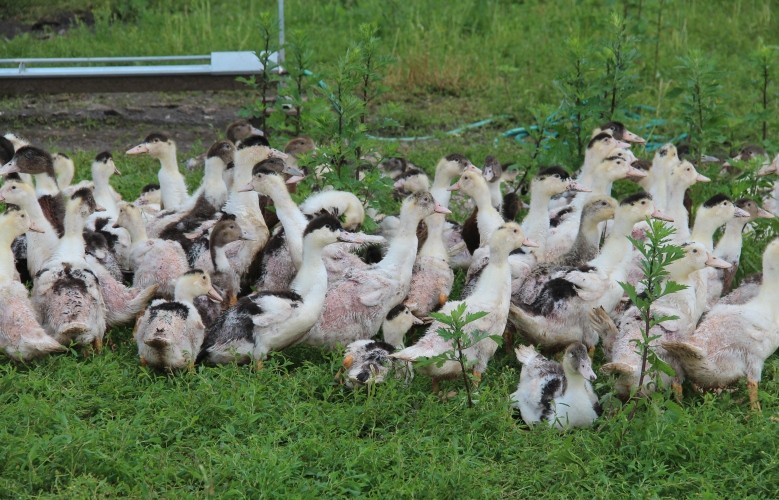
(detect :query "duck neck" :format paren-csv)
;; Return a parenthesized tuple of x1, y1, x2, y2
(210, 244, 231, 273)
(16, 195, 52, 235)
(714, 219, 749, 261)
(523, 186, 554, 252)
(590, 215, 635, 275)
(0, 232, 17, 284)
(563, 367, 588, 390)
(430, 167, 456, 208)
(92, 171, 118, 218)
(124, 212, 149, 245)
(378, 209, 421, 280)
(266, 184, 308, 269)
(34, 172, 59, 197)
(157, 148, 179, 175)
(202, 158, 227, 200)
(174, 283, 199, 305)
(419, 214, 448, 260)
(290, 238, 328, 300)
(578, 214, 603, 249)
(55, 208, 88, 260)
(487, 181, 503, 209)
(690, 215, 719, 252)
(469, 242, 511, 299)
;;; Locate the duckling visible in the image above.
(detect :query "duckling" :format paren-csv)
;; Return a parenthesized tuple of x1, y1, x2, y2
(304, 192, 449, 349)
(299, 190, 365, 231)
(596, 243, 731, 398)
(341, 339, 413, 388)
(662, 239, 779, 411)
(134, 183, 162, 214)
(393, 168, 431, 197)
(126, 133, 189, 211)
(113, 202, 189, 299)
(136, 270, 222, 370)
(381, 303, 424, 348)
(510, 193, 672, 351)
(199, 214, 351, 365)
(31, 188, 107, 349)
(226, 119, 264, 145)
(192, 218, 250, 326)
(405, 211, 454, 318)
(0, 145, 65, 236)
(0, 179, 60, 277)
(392, 223, 534, 390)
(0, 208, 66, 360)
(712, 198, 773, 298)
(510, 343, 599, 429)
(52, 152, 75, 189)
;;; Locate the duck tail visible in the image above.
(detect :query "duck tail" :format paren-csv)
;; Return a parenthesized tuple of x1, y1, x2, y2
(390, 344, 430, 363)
(106, 284, 159, 326)
(514, 344, 539, 365)
(588, 306, 617, 343)
(144, 335, 170, 349)
(600, 362, 635, 376)
(661, 340, 705, 361)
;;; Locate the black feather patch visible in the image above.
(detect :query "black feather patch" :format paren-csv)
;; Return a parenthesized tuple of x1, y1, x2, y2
(0, 137, 14, 164)
(549, 206, 574, 228)
(395, 168, 427, 181)
(703, 193, 731, 207)
(184, 269, 206, 277)
(38, 193, 65, 236)
(631, 159, 651, 171)
(587, 132, 612, 149)
(251, 164, 281, 177)
(238, 135, 270, 149)
(303, 213, 343, 236)
(352, 243, 384, 265)
(620, 191, 652, 206)
(50, 263, 93, 295)
(461, 208, 480, 254)
(386, 304, 406, 321)
(536, 166, 571, 180)
(524, 277, 579, 316)
(598, 121, 625, 138)
(141, 183, 160, 194)
(148, 301, 189, 322)
(143, 132, 169, 143)
(540, 377, 563, 421)
(445, 153, 466, 162)
(95, 151, 112, 162)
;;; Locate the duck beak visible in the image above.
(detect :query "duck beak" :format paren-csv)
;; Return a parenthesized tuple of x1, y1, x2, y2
(734, 207, 751, 218)
(282, 164, 305, 177)
(412, 314, 424, 325)
(626, 165, 648, 179)
(125, 143, 149, 155)
(433, 201, 451, 214)
(237, 182, 255, 192)
(580, 364, 597, 382)
(207, 286, 223, 303)
(705, 254, 732, 269)
(27, 221, 45, 233)
(285, 175, 306, 185)
(701, 154, 721, 163)
(757, 207, 775, 218)
(651, 209, 673, 222)
(622, 129, 645, 144)
(464, 163, 482, 174)
(337, 231, 365, 244)
(241, 232, 258, 241)
(567, 181, 591, 193)
(0, 159, 20, 175)
(250, 126, 264, 137)
(268, 148, 289, 160)
(94, 204, 107, 212)
(695, 173, 711, 183)
(616, 140, 631, 149)
(522, 238, 540, 248)
(113, 165, 122, 176)
(393, 179, 405, 189)
(446, 181, 461, 192)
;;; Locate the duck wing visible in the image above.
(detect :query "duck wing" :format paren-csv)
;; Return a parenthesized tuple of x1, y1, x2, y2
(512, 345, 566, 424)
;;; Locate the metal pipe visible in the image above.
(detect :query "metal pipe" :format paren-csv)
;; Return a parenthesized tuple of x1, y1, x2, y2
(0, 55, 209, 65)
(278, 0, 285, 65)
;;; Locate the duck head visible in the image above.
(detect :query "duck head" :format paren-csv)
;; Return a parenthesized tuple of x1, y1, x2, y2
(562, 342, 597, 382)
(482, 155, 503, 183)
(113, 202, 141, 230)
(393, 168, 430, 194)
(341, 339, 403, 389)
(92, 151, 121, 179)
(383, 303, 424, 349)
(595, 153, 647, 183)
(696, 194, 751, 228)
(0, 145, 55, 177)
(126, 132, 175, 158)
(734, 198, 774, 221)
(593, 121, 646, 144)
(618, 192, 673, 224)
(435, 153, 480, 183)
(210, 218, 253, 248)
(1, 206, 43, 238)
(226, 119, 265, 145)
(0, 179, 34, 204)
(531, 166, 590, 198)
(176, 269, 223, 303)
(490, 221, 538, 253)
(136, 183, 161, 206)
(667, 242, 731, 280)
(400, 191, 451, 224)
(585, 133, 631, 166)
(669, 160, 710, 189)
(69, 187, 105, 219)
(380, 156, 410, 179)
(284, 136, 316, 157)
(302, 213, 362, 247)
(240, 165, 298, 195)
(581, 195, 618, 224)
(206, 140, 236, 166)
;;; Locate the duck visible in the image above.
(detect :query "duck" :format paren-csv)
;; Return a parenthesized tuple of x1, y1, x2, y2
(712, 199, 773, 297)
(595, 242, 732, 398)
(662, 238, 779, 411)
(86, 151, 131, 272)
(664, 160, 711, 241)
(591, 121, 646, 144)
(192, 217, 251, 326)
(392, 222, 534, 390)
(340, 339, 413, 388)
(135, 269, 223, 370)
(199, 214, 354, 366)
(404, 211, 455, 318)
(31, 188, 108, 350)
(133, 183, 162, 214)
(0, 179, 60, 277)
(126, 133, 189, 211)
(510, 342, 599, 429)
(181, 140, 233, 213)
(113, 202, 189, 299)
(226, 119, 264, 145)
(509, 192, 672, 351)
(392, 168, 431, 197)
(0, 145, 65, 236)
(304, 192, 449, 349)
(756, 155, 779, 213)
(299, 189, 365, 231)
(448, 166, 503, 250)
(0, 207, 66, 360)
(381, 303, 424, 348)
(645, 143, 681, 211)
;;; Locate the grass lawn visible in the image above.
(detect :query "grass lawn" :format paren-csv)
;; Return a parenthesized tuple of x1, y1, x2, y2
(3, 0, 779, 496)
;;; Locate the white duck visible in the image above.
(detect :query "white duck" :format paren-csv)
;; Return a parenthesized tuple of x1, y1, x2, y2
(304, 192, 449, 349)
(126, 133, 189, 211)
(52, 152, 75, 189)
(510, 342, 599, 429)
(0, 208, 66, 360)
(595, 242, 731, 398)
(136, 270, 222, 370)
(392, 223, 534, 391)
(662, 238, 779, 411)
(199, 214, 356, 366)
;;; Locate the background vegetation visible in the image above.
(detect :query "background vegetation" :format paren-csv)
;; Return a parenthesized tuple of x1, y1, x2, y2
(2, 0, 779, 496)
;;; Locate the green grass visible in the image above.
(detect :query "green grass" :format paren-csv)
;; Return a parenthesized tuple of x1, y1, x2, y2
(4, 0, 779, 496)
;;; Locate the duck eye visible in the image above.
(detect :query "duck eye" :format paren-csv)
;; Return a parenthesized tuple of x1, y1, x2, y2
(692, 249, 698, 253)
